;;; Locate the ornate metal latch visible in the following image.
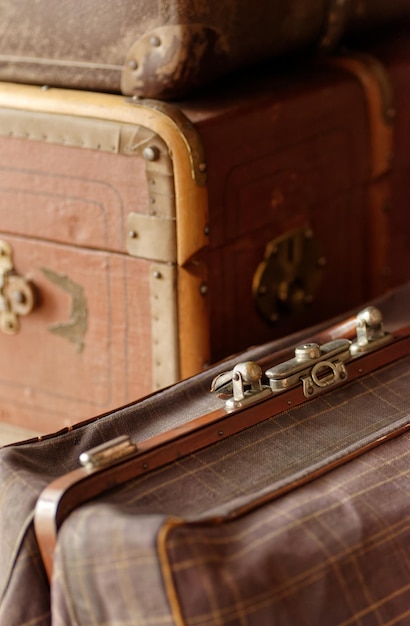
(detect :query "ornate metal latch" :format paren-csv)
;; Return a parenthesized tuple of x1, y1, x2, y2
(211, 306, 392, 410)
(210, 361, 271, 412)
(350, 306, 392, 355)
(265, 339, 351, 397)
(0, 240, 37, 334)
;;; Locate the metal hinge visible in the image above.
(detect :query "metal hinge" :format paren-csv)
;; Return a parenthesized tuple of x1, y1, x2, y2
(350, 306, 392, 355)
(210, 361, 272, 412)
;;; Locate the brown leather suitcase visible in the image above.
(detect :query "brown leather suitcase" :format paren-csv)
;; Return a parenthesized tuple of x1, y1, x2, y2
(0, 283, 408, 626)
(0, 30, 409, 433)
(0, 0, 409, 99)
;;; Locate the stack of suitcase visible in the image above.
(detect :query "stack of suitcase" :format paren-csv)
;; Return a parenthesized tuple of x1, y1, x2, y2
(0, 2, 409, 431)
(0, 2, 409, 625)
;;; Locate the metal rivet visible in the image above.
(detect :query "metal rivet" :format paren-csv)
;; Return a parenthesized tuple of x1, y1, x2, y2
(153, 271, 162, 279)
(150, 35, 161, 47)
(198, 162, 207, 172)
(128, 59, 138, 70)
(200, 284, 208, 295)
(204, 225, 210, 236)
(128, 230, 138, 239)
(143, 146, 160, 162)
(218, 430, 224, 436)
(41, 85, 50, 91)
(143, 463, 149, 470)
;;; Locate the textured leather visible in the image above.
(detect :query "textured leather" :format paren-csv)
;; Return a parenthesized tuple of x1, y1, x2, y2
(0, 0, 409, 98)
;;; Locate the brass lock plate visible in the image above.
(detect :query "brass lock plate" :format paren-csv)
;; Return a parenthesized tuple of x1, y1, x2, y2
(252, 228, 326, 324)
(0, 240, 37, 334)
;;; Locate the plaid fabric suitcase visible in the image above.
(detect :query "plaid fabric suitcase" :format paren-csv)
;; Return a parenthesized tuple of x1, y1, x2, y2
(0, 0, 409, 99)
(0, 282, 409, 626)
(1, 26, 410, 433)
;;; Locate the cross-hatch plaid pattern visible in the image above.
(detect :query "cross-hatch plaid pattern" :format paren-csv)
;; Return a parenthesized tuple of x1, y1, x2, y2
(49, 356, 410, 626)
(0, 284, 408, 626)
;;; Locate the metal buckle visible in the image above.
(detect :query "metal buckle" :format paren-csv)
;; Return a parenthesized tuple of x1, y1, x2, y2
(265, 338, 351, 398)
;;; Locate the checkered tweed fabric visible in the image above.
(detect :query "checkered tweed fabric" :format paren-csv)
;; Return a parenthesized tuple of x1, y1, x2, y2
(50, 355, 410, 626)
(0, 284, 408, 626)
(0, 311, 350, 626)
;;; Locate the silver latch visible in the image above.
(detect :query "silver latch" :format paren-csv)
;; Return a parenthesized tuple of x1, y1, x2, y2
(265, 338, 351, 398)
(210, 361, 272, 412)
(79, 435, 137, 470)
(350, 306, 392, 355)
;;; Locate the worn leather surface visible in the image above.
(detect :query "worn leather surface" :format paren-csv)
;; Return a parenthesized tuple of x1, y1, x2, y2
(0, 283, 409, 625)
(0, 0, 409, 98)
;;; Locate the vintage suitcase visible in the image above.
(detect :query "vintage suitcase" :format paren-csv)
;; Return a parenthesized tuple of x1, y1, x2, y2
(0, 30, 409, 433)
(0, 283, 408, 626)
(0, 0, 409, 99)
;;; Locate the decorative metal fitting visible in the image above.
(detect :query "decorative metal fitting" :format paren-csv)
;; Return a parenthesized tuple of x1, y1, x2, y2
(210, 361, 271, 412)
(350, 306, 392, 355)
(265, 338, 351, 398)
(143, 145, 160, 162)
(0, 240, 37, 334)
(79, 435, 137, 470)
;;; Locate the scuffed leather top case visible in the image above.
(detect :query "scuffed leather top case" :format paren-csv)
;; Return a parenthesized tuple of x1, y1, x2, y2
(0, 0, 409, 99)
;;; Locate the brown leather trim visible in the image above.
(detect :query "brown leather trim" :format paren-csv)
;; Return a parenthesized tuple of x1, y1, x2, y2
(178, 262, 210, 379)
(326, 53, 394, 178)
(157, 519, 187, 626)
(325, 53, 394, 297)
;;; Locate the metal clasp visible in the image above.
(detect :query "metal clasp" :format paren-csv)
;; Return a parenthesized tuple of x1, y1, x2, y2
(0, 240, 37, 334)
(350, 306, 392, 355)
(79, 435, 137, 471)
(211, 306, 393, 408)
(210, 361, 272, 412)
(266, 338, 351, 398)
